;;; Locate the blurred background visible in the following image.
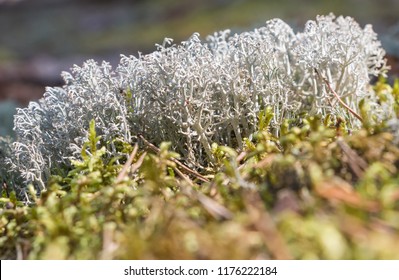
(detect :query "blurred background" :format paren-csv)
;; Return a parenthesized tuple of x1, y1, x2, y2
(1, 0, 399, 137)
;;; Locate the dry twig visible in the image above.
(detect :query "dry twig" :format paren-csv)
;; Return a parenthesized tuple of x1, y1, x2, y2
(115, 144, 139, 184)
(138, 134, 209, 183)
(314, 68, 363, 122)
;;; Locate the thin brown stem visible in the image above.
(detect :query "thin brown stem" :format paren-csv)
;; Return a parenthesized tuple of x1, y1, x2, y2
(314, 68, 363, 122)
(115, 143, 138, 184)
(138, 134, 209, 183)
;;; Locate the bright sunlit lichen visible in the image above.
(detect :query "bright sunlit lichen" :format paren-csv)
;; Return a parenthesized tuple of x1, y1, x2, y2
(2, 14, 395, 199)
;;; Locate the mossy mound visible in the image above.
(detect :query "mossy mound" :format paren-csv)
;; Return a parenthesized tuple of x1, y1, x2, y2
(1, 78, 399, 259)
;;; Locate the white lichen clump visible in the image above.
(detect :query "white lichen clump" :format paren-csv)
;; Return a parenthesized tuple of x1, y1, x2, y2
(4, 14, 393, 196)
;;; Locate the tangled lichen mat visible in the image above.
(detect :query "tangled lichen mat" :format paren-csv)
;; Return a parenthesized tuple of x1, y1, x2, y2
(1, 14, 394, 198)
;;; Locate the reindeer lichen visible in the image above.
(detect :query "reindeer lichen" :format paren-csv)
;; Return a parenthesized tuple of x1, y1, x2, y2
(3, 14, 394, 197)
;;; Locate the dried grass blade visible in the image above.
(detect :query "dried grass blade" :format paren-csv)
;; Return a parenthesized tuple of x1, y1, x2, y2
(115, 143, 138, 184)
